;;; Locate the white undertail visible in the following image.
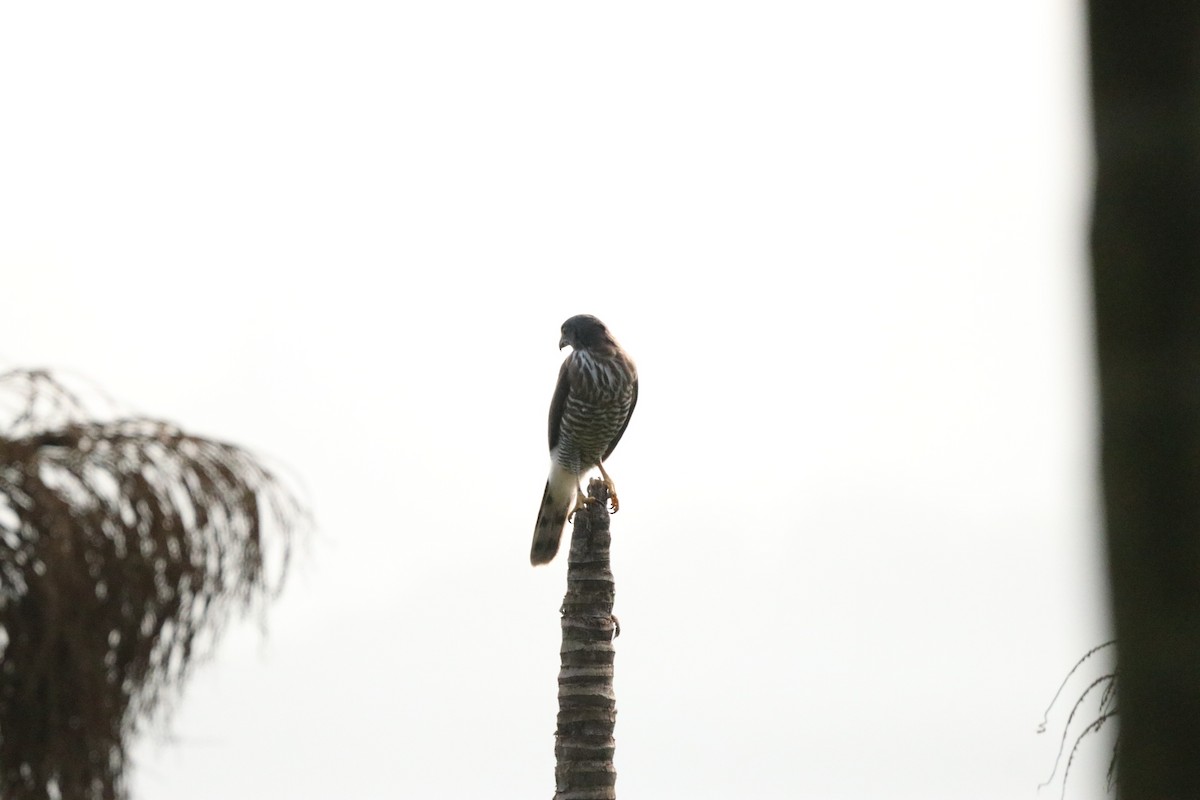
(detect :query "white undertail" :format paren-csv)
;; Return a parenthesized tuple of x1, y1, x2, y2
(531, 461, 577, 565)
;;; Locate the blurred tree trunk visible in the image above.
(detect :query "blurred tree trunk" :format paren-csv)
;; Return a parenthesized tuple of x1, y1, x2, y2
(554, 479, 619, 800)
(1089, 0, 1200, 795)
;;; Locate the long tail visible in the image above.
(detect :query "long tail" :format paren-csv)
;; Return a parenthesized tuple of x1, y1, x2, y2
(531, 464, 575, 565)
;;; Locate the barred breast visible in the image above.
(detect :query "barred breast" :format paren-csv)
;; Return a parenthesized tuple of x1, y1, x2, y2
(555, 350, 637, 473)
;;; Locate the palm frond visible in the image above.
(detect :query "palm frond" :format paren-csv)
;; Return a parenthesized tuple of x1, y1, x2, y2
(1038, 641, 1119, 798)
(0, 369, 304, 800)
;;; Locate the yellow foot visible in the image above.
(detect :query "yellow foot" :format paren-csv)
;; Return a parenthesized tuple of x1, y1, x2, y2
(606, 486, 620, 514)
(567, 492, 602, 522)
(597, 462, 620, 514)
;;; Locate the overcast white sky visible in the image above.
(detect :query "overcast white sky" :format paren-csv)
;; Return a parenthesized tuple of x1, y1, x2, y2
(1, 2, 1111, 798)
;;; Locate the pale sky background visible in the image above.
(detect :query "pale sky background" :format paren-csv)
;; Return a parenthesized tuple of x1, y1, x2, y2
(0, 2, 1112, 799)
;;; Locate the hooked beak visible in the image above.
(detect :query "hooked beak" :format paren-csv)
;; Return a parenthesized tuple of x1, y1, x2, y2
(559, 335, 569, 350)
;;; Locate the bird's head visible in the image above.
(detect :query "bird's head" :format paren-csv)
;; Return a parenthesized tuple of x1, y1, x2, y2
(559, 314, 613, 351)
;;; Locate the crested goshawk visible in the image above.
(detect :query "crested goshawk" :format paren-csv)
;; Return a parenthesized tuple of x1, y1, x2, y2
(531, 314, 638, 566)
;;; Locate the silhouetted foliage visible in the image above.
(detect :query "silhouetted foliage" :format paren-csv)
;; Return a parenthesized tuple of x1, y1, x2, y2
(0, 369, 302, 800)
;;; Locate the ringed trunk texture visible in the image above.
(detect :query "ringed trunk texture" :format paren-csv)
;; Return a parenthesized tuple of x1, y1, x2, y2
(555, 478, 619, 800)
(1089, 0, 1200, 794)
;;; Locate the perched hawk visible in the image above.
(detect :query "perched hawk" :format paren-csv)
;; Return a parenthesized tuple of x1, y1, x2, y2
(531, 315, 638, 566)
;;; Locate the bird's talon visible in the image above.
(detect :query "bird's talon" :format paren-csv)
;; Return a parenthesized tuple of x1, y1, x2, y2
(568, 494, 602, 523)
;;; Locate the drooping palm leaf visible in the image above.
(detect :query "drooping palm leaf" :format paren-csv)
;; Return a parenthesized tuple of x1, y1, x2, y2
(0, 369, 303, 800)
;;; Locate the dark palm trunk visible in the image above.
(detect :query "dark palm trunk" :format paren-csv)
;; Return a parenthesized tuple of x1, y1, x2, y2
(554, 478, 618, 800)
(1089, 0, 1200, 795)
